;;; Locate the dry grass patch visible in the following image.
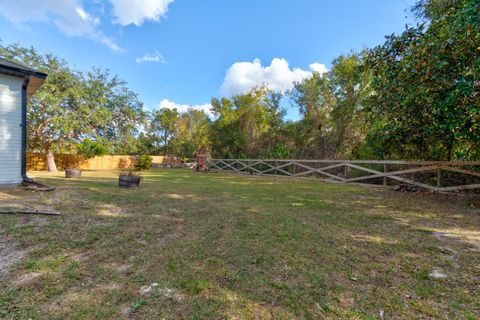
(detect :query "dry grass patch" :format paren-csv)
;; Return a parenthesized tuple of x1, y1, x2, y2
(0, 169, 479, 319)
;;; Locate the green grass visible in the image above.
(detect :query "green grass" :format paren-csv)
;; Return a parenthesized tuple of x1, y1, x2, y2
(0, 169, 479, 319)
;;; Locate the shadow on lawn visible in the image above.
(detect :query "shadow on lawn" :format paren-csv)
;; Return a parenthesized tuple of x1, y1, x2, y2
(1, 170, 479, 318)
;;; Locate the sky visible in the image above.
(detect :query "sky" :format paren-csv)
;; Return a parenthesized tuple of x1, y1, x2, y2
(0, 0, 416, 120)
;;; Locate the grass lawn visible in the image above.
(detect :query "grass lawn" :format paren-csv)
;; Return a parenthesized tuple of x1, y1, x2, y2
(0, 169, 479, 319)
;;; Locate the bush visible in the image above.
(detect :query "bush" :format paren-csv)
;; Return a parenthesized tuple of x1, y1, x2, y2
(77, 138, 109, 159)
(134, 155, 153, 171)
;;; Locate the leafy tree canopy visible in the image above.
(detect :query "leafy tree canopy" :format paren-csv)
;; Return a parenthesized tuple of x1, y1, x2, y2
(0, 41, 147, 170)
(364, 0, 479, 160)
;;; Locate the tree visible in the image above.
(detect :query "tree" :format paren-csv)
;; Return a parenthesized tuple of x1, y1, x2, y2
(364, 0, 480, 160)
(85, 68, 147, 155)
(0, 42, 147, 170)
(18, 54, 85, 171)
(210, 87, 284, 158)
(151, 108, 179, 156)
(329, 53, 371, 158)
(291, 72, 335, 158)
(210, 97, 244, 158)
(173, 109, 211, 157)
(77, 138, 109, 159)
(3, 0, 477, 164)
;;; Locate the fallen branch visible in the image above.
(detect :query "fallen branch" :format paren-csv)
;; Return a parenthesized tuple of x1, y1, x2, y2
(0, 210, 60, 216)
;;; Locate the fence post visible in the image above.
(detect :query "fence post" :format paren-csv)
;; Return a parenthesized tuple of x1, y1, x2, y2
(437, 168, 442, 188)
(383, 163, 388, 186)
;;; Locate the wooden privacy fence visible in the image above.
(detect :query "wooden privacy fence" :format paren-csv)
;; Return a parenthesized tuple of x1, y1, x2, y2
(27, 153, 183, 171)
(208, 159, 480, 192)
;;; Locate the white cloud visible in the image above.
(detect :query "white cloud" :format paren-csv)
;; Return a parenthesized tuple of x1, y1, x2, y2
(309, 62, 328, 74)
(136, 51, 166, 64)
(158, 99, 214, 117)
(0, 0, 122, 51)
(109, 0, 174, 26)
(221, 58, 328, 96)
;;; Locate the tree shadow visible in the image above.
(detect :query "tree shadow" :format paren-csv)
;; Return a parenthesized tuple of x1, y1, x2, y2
(1, 170, 479, 318)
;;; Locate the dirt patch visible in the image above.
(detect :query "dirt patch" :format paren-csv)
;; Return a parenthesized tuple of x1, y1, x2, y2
(139, 283, 184, 301)
(154, 226, 186, 247)
(107, 262, 132, 274)
(14, 216, 50, 227)
(97, 282, 122, 291)
(0, 186, 50, 208)
(96, 204, 127, 217)
(12, 271, 43, 286)
(431, 229, 480, 250)
(151, 215, 186, 224)
(0, 191, 22, 203)
(0, 236, 32, 276)
(48, 290, 86, 314)
(65, 249, 97, 263)
(120, 305, 132, 318)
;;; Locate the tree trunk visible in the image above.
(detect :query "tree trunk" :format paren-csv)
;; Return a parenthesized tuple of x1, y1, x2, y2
(334, 125, 347, 157)
(445, 135, 455, 161)
(46, 150, 58, 172)
(164, 132, 168, 156)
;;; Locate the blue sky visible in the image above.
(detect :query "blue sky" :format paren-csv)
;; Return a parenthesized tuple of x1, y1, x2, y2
(0, 0, 416, 119)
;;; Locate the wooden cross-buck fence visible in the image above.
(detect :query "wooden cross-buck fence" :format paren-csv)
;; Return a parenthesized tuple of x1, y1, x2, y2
(208, 159, 480, 192)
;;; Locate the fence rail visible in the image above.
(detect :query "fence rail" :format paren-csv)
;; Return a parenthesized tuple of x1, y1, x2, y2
(208, 159, 480, 192)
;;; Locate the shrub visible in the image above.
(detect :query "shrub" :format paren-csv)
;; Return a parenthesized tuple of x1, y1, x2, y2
(67, 138, 109, 169)
(77, 138, 109, 159)
(134, 155, 153, 171)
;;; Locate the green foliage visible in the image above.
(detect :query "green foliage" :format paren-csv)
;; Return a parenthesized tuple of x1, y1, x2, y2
(145, 107, 211, 158)
(290, 72, 334, 158)
(0, 41, 147, 170)
(134, 155, 153, 171)
(82, 68, 147, 155)
(210, 87, 285, 158)
(150, 108, 179, 155)
(1, 0, 478, 162)
(267, 143, 293, 159)
(290, 53, 370, 159)
(329, 53, 371, 158)
(173, 109, 211, 157)
(364, 0, 480, 160)
(76, 138, 109, 159)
